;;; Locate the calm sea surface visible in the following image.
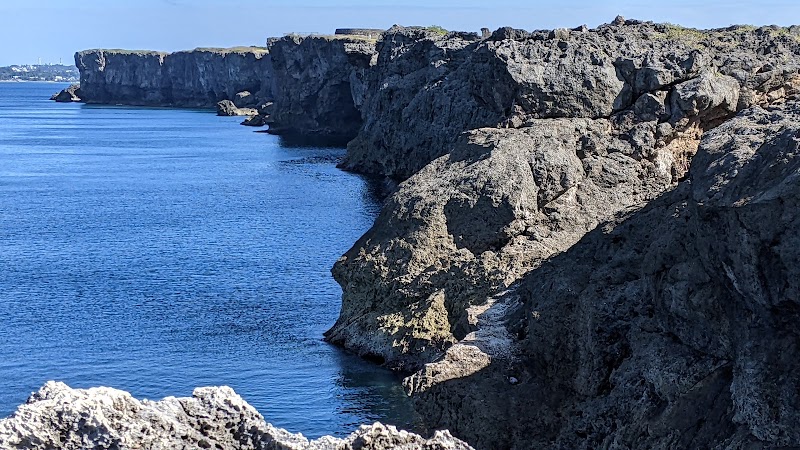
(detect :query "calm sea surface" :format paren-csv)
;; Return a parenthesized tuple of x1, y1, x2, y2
(0, 82, 418, 437)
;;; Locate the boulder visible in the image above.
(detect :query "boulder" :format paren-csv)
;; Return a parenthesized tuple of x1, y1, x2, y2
(233, 90, 257, 108)
(241, 114, 267, 126)
(50, 83, 81, 102)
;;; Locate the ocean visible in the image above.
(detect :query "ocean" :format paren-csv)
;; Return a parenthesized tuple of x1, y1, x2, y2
(0, 82, 418, 437)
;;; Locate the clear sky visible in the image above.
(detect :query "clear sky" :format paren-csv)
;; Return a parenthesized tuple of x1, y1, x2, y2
(1, 0, 799, 66)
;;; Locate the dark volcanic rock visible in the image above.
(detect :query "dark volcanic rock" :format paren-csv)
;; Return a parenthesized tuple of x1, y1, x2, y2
(50, 83, 81, 102)
(75, 47, 273, 107)
(407, 100, 800, 449)
(266, 34, 377, 139)
(241, 114, 267, 126)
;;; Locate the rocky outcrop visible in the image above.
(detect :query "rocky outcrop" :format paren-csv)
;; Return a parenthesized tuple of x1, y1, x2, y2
(50, 83, 81, 102)
(341, 21, 800, 179)
(75, 47, 273, 107)
(408, 99, 800, 449)
(328, 118, 680, 370)
(0, 381, 473, 450)
(327, 18, 800, 449)
(266, 35, 377, 139)
(329, 20, 800, 371)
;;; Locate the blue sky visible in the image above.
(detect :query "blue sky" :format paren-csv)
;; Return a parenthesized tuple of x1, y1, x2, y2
(1, 0, 799, 66)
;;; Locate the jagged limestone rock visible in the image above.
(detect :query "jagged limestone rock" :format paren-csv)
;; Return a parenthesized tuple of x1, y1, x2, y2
(330, 19, 800, 449)
(331, 18, 800, 371)
(0, 382, 473, 450)
(327, 118, 680, 370)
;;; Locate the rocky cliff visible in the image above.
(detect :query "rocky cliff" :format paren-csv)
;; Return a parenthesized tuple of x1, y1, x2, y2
(0, 382, 472, 450)
(49, 18, 800, 450)
(75, 47, 273, 107)
(266, 34, 377, 139)
(340, 22, 800, 179)
(406, 99, 800, 449)
(327, 18, 800, 449)
(329, 19, 800, 371)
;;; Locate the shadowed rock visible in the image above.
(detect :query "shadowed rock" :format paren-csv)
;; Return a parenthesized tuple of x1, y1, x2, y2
(50, 83, 81, 102)
(407, 100, 800, 449)
(266, 34, 377, 140)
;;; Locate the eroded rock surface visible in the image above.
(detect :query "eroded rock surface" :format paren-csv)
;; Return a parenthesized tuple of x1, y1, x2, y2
(328, 118, 681, 370)
(330, 18, 800, 371)
(341, 21, 800, 179)
(328, 19, 800, 449)
(408, 99, 800, 449)
(0, 382, 473, 450)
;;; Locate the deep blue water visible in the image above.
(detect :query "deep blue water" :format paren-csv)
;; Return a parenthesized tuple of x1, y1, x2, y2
(0, 82, 417, 437)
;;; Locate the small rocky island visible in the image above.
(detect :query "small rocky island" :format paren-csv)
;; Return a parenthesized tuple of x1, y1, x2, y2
(34, 17, 800, 449)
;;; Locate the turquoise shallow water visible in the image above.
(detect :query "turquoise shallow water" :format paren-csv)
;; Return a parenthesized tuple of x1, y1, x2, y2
(0, 82, 418, 437)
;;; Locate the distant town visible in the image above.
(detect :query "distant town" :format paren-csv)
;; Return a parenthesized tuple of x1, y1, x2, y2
(0, 64, 79, 82)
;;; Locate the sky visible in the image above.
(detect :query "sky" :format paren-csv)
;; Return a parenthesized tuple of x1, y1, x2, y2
(1, 0, 799, 66)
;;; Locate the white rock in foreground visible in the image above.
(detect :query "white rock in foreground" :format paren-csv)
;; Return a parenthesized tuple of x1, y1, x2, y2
(0, 381, 473, 450)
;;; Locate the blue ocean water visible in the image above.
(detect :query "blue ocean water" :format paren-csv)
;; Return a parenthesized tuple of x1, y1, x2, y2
(0, 82, 417, 437)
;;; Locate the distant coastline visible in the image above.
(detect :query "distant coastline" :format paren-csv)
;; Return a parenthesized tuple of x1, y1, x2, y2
(0, 79, 72, 83)
(0, 64, 78, 82)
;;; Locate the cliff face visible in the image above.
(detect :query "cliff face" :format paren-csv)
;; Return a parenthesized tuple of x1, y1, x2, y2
(328, 19, 800, 449)
(407, 100, 800, 449)
(75, 48, 273, 107)
(267, 35, 377, 139)
(329, 20, 800, 372)
(0, 382, 472, 450)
